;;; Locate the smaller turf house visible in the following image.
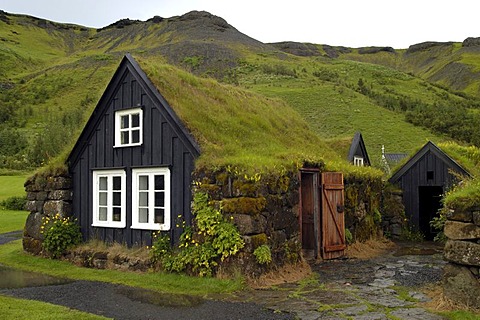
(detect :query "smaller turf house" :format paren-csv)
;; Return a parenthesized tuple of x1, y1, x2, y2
(24, 54, 389, 275)
(389, 141, 470, 239)
(347, 132, 370, 167)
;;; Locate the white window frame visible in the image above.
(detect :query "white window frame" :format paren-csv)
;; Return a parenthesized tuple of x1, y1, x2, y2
(114, 108, 143, 147)
(131, 167, 171, 231)
(354, 156, 364, 167)
(92, 170, 126, 228)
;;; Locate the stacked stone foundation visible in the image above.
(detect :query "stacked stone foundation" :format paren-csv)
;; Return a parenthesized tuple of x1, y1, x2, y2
(23, 173, 73, 255)
(443, 207, 480, 309)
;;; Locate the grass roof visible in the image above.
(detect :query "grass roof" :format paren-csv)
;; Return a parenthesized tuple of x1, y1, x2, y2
(136, 56, 360, 174)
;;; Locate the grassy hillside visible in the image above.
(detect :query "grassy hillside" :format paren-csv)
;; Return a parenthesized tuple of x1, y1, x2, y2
(1, 10, 480, 174)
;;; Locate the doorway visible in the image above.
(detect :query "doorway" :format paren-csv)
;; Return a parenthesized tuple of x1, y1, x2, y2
(300, 170, 320, 258)
(418, 186, 443, 240)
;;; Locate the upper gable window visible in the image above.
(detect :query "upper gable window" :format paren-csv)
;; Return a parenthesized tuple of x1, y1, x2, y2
(354, 156, 364, 167)
(115, 108, 143, 147)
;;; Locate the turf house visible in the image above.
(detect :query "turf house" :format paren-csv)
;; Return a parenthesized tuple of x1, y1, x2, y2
(389, 141, 470, 239)
(24, 54, 392, 273)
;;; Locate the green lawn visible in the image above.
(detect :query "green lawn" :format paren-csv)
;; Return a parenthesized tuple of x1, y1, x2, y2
(0, 240, 243, 296)
(0, 210, 28, 233)
(0, 175, 29, 233)
(0, 175, 28, 201)
(0, 295, 109, 320)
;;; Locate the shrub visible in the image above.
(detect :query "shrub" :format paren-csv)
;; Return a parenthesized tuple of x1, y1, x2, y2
(253, 244, 272, 265)
(158, 192, 244, 277)
(150, 232, 172, 264)
(0, 196, 26, 211)
(41, 213, 82, 258)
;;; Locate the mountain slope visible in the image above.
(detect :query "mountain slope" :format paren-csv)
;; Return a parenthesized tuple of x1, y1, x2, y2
(0, 10, 479, 172)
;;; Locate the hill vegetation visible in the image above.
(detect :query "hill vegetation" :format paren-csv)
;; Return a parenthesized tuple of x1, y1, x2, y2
(1, 9, 480, 174)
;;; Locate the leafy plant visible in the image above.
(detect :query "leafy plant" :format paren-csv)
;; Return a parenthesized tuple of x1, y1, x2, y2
(150, 232, 172, 264)
(345, 228, 353, 245)
(41, 213, 82, 258)
(158, 192, 244, 276)
(253, 244, 272, 265)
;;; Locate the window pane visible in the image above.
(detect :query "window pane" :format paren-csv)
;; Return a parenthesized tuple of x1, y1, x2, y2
(121, 131, 129, 145)
(99, 207, 107, 221)
(112, 192, 121, 206)
(121, 115, 129, 129)
(112, 207, 121, 221)
(131, 129, 140, 143)
(155, 191, 164, 207)
(113, 176, 121, 190)
(131, 113, 140, 127)
(99, 192, 107, 206)
(99, 177, 107, 190)
(139, 208, 148, 223)
(139, 175, 148, 190)
(139, 192, 148, 206)
(154, 175, 164, 190)
(154, 209, 164, 224)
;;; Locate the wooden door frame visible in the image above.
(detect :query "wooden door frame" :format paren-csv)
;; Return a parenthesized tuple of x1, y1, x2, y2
(299, 168, 321, 259)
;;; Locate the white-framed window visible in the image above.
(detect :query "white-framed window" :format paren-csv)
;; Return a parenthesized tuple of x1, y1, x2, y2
(114, 108, 143, 147)
(131, 167, 171, 230)
(92, 170, 126, 228)
(354, 156, 364, 167)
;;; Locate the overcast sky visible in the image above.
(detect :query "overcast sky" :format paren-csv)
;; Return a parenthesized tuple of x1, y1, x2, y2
(0, 0, 478, 48)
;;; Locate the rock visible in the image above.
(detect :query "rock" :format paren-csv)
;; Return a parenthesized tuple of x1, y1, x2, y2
(462, 37, 480, 47)
(444, 240, 480, 267)
(43, 200, 72, 216)
(446, 209, 473, 222)
(24, 212, 44, 240)
(22, 236, 43, 255)
(25, 200, 44, 213)
(36, 191, 48, 201)
(48, 190, 73, 201)
(45, 176, 72, 191)
(443, 263, 480, 309)
(444, 220, 480, 240)
(231, 214, 267, 235)
(473, 211, 480, 226)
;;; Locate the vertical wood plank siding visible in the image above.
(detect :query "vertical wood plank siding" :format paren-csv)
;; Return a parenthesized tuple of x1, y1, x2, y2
(390, 144, 468, 231)
(70, 63, 198, 247)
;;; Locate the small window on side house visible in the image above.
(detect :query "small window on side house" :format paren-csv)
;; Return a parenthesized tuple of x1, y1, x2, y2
(354, 156, 364, 167)
(92, 170, 126, 228)
(427, 170, 434, 180)
(131, 167, 171, 230)
(115, 108, 143, 147)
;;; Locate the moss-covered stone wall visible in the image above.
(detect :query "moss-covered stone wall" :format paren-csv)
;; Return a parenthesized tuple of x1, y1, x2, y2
(23, 172, 73, 255)
(443, 204, 480, 309)
(192, 167, 301, 276)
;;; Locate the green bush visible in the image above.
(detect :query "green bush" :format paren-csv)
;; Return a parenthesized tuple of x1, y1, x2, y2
(0, 196, 26, 211)
(253, 244, 272, 265)
(41, 213, 82, 258)
(158, 192, 244, 277)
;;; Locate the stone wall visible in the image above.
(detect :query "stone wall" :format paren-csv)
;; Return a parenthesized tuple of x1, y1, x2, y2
(443, 207, 480, 309)
(193, 167, 301, 277)
(23, 173, 73, 255)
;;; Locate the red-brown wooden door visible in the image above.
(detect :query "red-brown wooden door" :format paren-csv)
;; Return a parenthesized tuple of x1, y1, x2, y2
(321, 172, 346, 259)
(300, 170, 320, 258)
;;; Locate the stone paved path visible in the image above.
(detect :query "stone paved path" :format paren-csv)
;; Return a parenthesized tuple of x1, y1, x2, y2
(224, 242, 447, 320)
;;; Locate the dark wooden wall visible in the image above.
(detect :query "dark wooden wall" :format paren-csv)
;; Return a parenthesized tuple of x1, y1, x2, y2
(70, 68, 196, 246)
(395, 150, 456, 229)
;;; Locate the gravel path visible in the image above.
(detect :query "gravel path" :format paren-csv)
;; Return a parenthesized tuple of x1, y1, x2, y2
(1, 280, 293, 320)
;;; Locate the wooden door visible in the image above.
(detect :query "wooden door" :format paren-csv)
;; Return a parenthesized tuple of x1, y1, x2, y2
(321, 172, 346, 259)
(300, 170, 320, 258)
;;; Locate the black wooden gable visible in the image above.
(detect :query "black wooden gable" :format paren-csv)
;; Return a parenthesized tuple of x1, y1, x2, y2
(67, 54, 200, 167)
(347, 132, 371, 166)
(389, 141, 469, 184)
